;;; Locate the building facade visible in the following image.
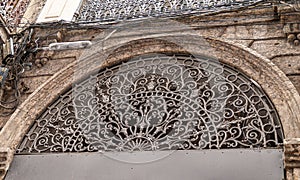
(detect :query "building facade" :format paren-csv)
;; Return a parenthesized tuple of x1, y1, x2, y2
(0, 0, 300, 179)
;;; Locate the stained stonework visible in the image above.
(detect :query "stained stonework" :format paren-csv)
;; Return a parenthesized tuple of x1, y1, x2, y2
(288, 76, 300, 92)
(0, 152, 7, 177)
(1, 5, 300, 130)
(285, 138, 300, 168)
(0, 149, 12, 180)
(272, 56, 300, 75)
(0, 2, 300, 180)
(285, 138, 300, 180)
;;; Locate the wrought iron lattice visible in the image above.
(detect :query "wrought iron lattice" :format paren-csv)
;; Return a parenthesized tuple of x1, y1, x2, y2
(0, 0, 31, 30)
(17, 54, 283, 153)
(75, 0, 265, 22)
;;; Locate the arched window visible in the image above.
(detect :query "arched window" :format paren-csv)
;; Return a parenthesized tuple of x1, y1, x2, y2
(16, 54, 283, 153)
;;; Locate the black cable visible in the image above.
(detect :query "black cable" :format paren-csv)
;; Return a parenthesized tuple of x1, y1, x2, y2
(0, 0, 297, 116)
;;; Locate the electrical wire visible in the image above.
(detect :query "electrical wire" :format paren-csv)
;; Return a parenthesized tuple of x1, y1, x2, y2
(0, 28, 36, 116)
(0, 0, 298, 117)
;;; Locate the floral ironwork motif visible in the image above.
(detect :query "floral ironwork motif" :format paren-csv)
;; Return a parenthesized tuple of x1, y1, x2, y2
(0, 0, 31, 30)
(75, 0, 264, 22)
(17, 54, 283, 153)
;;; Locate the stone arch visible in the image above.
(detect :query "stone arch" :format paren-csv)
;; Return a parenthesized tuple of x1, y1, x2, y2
(0, 35, 300, 176)
(16, 53, 284, 153)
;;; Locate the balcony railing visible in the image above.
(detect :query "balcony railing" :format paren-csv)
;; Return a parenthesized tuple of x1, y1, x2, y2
(0, 0, 31, 31)
(75, 0, 265, 22)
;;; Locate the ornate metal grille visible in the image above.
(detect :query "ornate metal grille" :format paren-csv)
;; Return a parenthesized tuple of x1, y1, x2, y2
(75, 0, 265, 22)
(17, 54, 283, 153)
(0, 0, 31, 30)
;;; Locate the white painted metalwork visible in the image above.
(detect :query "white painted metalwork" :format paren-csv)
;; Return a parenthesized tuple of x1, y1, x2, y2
(75, 0, 264, 22)
(0, 0, 31, 30)
(16, 54, 283, 153)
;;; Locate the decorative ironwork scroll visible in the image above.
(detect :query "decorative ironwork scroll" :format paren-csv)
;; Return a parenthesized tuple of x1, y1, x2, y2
(75, 0, 264, 22)
(0, 0, 31, 30)
(17, 54, 283, 153)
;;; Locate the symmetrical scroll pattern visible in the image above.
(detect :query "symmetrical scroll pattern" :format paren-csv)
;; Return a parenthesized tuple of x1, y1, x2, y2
(76, 0, 264, 22)
(17, 55, 283, 153)
(0, 0, 31, 30)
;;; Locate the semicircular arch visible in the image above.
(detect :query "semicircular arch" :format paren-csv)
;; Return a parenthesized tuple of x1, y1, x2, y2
(0, 35, 299, 155)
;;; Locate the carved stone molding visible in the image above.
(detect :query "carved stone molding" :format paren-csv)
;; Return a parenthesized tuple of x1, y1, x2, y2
(285, 138, 300, 168)
(0, 36, 299, 177)
(0, 152, 7, 179)
(283, 23, 300, 46)
(0, 148, 13, 180)
(281, 12, 300, 46)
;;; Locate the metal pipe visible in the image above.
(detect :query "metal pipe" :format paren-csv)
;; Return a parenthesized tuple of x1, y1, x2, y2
(9, 37, 14, 55)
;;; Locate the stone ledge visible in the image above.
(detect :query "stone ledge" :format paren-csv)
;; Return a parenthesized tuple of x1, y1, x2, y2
(285, 138, 300, 168)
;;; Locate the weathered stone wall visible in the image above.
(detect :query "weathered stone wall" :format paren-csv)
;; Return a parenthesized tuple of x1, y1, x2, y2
(3, 6, 298, 128)
(285, 138, 300, 180)
(20, 7, 300, 108)
(0, 5, 300, 180)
